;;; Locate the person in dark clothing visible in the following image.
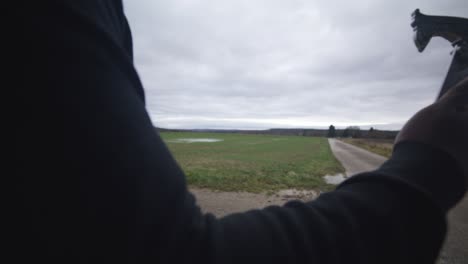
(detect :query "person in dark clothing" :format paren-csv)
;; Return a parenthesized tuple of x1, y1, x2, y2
(19, 1, 467, 263)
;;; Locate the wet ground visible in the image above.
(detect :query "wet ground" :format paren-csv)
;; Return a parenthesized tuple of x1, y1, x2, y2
(323, 173, 347, 185)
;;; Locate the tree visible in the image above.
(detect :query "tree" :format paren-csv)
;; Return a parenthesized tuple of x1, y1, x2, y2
(327, 125, 336, 138)
(342, 128, 350, 138)
(345, 126, 361, 138)
(368, 127, 376, 138)
(353, 128, 362, 138)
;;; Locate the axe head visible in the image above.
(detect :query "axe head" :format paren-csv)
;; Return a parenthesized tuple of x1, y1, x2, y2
(411, 9, 468, 52)
(411, 9, 431, 52)
(411, 9, 468, 99)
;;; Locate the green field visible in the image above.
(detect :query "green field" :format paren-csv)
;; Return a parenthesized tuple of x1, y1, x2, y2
(160, 132, 344, 192)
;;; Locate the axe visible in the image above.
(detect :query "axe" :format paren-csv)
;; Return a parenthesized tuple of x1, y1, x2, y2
(411, 9, 468, 99)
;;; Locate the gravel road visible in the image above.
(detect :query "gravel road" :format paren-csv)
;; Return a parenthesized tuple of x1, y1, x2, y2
(327, 138, 386, 176)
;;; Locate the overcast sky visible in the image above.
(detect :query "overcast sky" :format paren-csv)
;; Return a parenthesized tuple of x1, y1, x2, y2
(124, 0, 467, 130)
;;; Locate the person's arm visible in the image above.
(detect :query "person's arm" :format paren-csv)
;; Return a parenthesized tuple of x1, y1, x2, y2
(20, 1, 466, 263)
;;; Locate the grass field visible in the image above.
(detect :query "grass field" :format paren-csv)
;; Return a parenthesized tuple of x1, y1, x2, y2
(341, 138, 394, 158)
(160, 132, 344, 192)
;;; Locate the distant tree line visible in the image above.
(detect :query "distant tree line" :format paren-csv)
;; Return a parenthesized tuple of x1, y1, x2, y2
(156, 126, 399, 140)
(326, 125, 398, 139)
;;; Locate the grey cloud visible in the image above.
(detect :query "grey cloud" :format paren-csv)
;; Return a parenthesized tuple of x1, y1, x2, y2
(125, 0, 468, 130)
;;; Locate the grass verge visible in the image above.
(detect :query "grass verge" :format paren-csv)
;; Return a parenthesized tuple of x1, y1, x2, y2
(341, 138, 394, 158)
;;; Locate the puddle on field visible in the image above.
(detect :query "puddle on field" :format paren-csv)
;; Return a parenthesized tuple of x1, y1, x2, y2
(168, 138, 224, 143)
(323, 173, 347, 185)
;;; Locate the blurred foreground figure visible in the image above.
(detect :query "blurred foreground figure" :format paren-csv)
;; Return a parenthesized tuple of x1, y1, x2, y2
(19, 1, 467, 263)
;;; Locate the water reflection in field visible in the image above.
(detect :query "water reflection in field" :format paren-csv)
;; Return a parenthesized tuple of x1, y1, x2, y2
(168, 138, 224, 143)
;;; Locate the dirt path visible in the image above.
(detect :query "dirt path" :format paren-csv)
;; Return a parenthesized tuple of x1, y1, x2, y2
(328, 138, 387, 176)
(191, 188, 318, 217)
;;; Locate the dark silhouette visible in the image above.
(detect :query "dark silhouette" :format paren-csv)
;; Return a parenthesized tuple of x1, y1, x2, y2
(342, 128, 350, 138)
(19, 2, 467, 263)
(327, 125, 336, 138)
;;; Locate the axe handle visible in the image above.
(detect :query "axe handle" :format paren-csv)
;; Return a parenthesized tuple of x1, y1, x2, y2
(438, 48, 468, 100)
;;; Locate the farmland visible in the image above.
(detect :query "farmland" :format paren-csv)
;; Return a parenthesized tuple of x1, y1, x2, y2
(160, 132, 344, 192)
